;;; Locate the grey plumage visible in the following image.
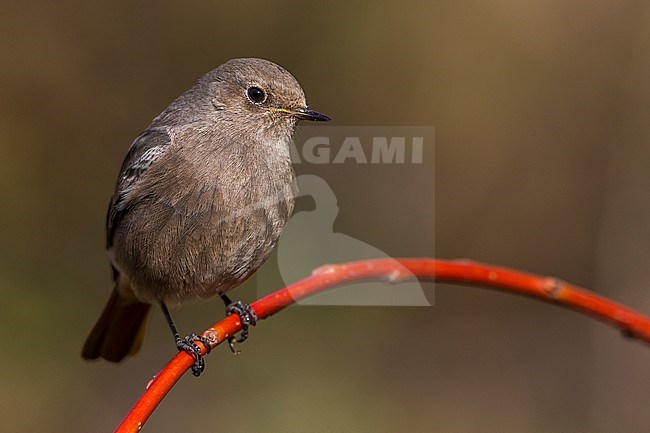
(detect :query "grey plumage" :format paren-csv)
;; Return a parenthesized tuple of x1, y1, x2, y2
(83, 58, 329, 362)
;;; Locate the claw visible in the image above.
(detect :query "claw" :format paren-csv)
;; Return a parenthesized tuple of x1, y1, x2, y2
(225, 301, 258, 354)
(176, 334, 212, 376)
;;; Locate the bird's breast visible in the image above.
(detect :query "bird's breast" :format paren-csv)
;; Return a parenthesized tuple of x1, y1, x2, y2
(111, 147, 296, 305)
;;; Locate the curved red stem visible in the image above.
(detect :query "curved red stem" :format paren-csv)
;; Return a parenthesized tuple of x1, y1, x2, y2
(115, 258, 650, 432)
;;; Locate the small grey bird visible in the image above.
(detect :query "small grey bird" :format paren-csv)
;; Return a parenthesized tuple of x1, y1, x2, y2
(82, 58, 330, 375)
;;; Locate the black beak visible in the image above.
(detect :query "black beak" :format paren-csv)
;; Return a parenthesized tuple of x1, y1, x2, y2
(292, 107, 331, 122)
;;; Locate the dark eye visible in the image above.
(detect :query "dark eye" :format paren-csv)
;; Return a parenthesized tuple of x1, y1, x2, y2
(246, 86, 266, 103)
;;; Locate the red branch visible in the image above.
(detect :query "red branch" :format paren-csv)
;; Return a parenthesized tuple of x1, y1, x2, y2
(115, 258, 650, 432)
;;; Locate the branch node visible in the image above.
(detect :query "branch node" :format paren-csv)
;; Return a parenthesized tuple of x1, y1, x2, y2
(542, 277, 563, 299)
(386, 269, 412, 284)
(202, 329, 219, 346)
(311, 263, 339, 276)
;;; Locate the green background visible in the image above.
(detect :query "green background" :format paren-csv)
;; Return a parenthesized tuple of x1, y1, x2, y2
(1, 1, 648, 432)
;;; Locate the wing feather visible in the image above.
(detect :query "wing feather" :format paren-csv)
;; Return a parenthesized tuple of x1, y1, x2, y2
(106, 127, 173, 248)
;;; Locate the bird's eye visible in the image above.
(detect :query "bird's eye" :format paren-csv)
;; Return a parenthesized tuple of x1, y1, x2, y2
(246, 87, 266, 104)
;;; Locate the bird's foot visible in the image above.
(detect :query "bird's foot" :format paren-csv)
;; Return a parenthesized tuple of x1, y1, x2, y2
(225, 301, 258, 354)
(176, 334, 212, 376)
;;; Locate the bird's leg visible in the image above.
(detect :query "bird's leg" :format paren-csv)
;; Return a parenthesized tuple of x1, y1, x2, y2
(221, 294, 258, 354)
(160, 302, 211, 377)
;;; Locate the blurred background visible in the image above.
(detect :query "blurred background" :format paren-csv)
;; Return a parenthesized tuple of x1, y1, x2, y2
(1, 1, 648, 432)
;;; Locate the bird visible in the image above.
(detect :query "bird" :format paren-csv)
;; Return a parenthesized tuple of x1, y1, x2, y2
(82, 58, 330, 375)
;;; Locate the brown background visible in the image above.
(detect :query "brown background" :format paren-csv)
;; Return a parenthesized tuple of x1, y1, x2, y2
(1, 1, 648, 432)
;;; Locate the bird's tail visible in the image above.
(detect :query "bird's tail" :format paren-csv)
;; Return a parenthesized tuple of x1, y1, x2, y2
(82, 285, 151, 362)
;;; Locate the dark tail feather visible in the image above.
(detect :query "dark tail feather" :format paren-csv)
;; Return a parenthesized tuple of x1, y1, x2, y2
(82, 286, 151, 362)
